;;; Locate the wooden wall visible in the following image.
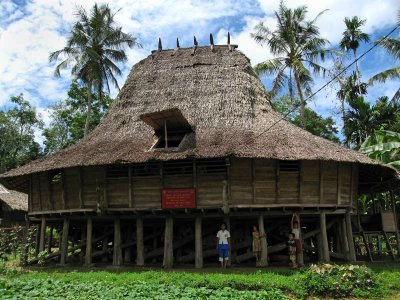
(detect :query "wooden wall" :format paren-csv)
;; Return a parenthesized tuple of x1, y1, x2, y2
(29, 158, 357, 212)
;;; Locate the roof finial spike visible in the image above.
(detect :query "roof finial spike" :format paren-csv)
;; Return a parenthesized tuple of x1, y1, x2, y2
(158, 37, 162, 51)
(210, 33, 215, 51)
(176, 38, 180, 49)
(227, 32, 231, 45)
(193, 36, 198, 46)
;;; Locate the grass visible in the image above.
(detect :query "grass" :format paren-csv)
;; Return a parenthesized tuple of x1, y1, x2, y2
(1, 262, 400, 299)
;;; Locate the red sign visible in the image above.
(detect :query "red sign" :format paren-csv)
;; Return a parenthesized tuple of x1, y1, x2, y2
(162, 188, 196, 209)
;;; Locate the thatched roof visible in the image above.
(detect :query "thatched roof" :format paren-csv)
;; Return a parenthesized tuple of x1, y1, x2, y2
(0, 45, 396, 183)
(0, 185, 28, 211)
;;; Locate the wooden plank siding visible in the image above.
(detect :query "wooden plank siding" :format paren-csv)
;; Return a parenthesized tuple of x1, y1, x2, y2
(28, 158, 357, 213)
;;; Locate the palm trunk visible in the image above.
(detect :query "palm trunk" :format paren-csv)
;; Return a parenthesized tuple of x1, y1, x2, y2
(294, 72, 306, 129)
(84, 80, 93, 137)
(353, 49, 363, 96)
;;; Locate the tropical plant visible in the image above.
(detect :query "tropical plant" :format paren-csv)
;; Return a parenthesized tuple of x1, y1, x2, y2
(360, 130, 400, 169)
(49, 4, 140, 137)
(251, 1, 331, 128)
(369, 11, 400, 101)
(339, 16, 370, 79)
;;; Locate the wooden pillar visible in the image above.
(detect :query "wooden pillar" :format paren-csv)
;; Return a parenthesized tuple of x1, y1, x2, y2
(136, 217, 144, 266)
(60, 217, 69, 265)
(296, 214, 304, 266)
(195, 216, 203, 268)
(345, 211, 356, 262)
(22, 218, 30, 265)
(320, 212, 330, 262)
(340, 217, 350, 261)
(222, 180, 229, 214)
(47, 226, 53, 254)
(39, 218, 46, 253)
(113, 217, 122, 266)
(316, 233, 323, 261)
(258, 215, 268, 267)
(85, 217, 93, 265)
(163, 216, 174, 268)
(35, 224, 40, 257)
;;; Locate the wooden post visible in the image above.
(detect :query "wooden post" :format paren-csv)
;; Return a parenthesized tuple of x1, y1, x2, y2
(22, 218, 30, 265)
(39, 218, 46, 253)
(136, 217, 144, 266)
(85, 217, 93, 265)
(320, 212, 330, 262)
(296, 213, 304, 266)
(35, 224, 40, 257)
(195, 216, 203, 268)
(163, 216, 174, 268)
(222, 180, 229, 214)
(60, 217, 70, 265)
(47, 226, 53, 254)
(113, 217, 122, 266)
(345, 211, 356, 262)
(316, 234, 323, 261)
(389, 183, 400, 258)
(258, 215, 268, 266)
(340, 217, 350, 261)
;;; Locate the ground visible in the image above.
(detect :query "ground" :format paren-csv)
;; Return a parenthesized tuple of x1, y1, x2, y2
(1, 261, 400, 299)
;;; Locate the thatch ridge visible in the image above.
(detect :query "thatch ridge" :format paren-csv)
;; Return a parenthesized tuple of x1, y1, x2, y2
(0, 45, 395, 179)
(0, 185, 28, 211)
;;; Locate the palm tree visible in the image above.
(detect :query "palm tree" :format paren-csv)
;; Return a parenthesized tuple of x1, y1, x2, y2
(369, 39, 400, 101)
(251, 1, 330, 128)
(49, 4, 140, 137)
(339, 16, 370, 80)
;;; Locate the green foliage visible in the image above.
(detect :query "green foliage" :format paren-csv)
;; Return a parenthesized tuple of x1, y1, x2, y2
(273, 95, 339, 142)
(43, 81, 113, 153)
(303, 264, 377, 298)
(0, 94, 43, 173)
(360, 129, 400, 168)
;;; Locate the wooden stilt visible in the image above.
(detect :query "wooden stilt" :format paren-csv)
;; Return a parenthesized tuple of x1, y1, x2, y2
(340, 217, 350, 261)
(39, 218, 46, 253)
(258, 215, 268, 266)
(136, 217, 144, 266)
(195, 216, 203, 268)
(296, 213, 304, 266)
(22, 218, 30, 265)
(316, 233, 323, 261)
(124, 224, 133, 263)
(85, 217, 93, 265)
(35, 224, 40, 257)
(113, 217, 122, 266)
(345, 211, 356, 262)
(163, 216, 174, 268)
(60, 217, 70, 265)
(320, 212, 330, 262)
(47, 226, 53, 254)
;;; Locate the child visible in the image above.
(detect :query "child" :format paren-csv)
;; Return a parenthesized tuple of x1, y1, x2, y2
(216, 223, 230, 268)
(291, 213, 303, 266)
(288, 233, 298, 268)
(252, 225, 265, 266)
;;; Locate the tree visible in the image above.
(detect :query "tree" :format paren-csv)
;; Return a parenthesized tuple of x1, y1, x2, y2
(0, 95, 42, 173)
(273, 95, 339, 143)
(49, 3, 140, 137)
(369, 12, 400, 101)
(343, 96, 399, 148)
(251, 1, 331, 128)
(43, 81, 113, 154)
(360, 130, 400, 169)
(339, 16, 370, 80)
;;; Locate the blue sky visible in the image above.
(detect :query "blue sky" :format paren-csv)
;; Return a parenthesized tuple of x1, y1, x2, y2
(0, 0, 399, 143)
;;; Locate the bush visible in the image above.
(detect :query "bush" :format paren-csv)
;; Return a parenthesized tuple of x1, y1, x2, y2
(303, 263, 378, 298)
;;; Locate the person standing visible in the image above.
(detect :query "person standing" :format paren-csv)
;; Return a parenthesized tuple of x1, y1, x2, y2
(216, 223, 230, 268)
(291, 213, 303, 266)
(252, 225, 265, 266)
(287, 233, 298, 268)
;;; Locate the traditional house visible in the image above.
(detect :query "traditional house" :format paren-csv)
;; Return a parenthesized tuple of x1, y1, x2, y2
(0, 184, 27, 227)
(0, 38, 398, 267)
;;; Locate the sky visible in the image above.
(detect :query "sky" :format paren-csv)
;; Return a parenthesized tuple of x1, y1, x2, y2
(0, 0, 399, 144)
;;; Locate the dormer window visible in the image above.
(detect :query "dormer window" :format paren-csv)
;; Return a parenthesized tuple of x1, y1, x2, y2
(140, 108, 193, 150)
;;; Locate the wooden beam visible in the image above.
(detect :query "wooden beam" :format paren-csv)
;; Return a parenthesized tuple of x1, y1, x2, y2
(320, 212, 330, 262)
(78, 167, 84, 208)
(85, 217, 93, 265)
(39, 218, 46, 253)
(345, 211, 356, 262)
(258, 215, 268, 266)
(195, 216, 203, 268)
(113, 217, 122, 266)
(340, 217, 350, 261)
(60, 217, 69, 265)
(136, 217, 144, 266)
(163, 216, 174, 268)
(128, 164, 133, 208)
